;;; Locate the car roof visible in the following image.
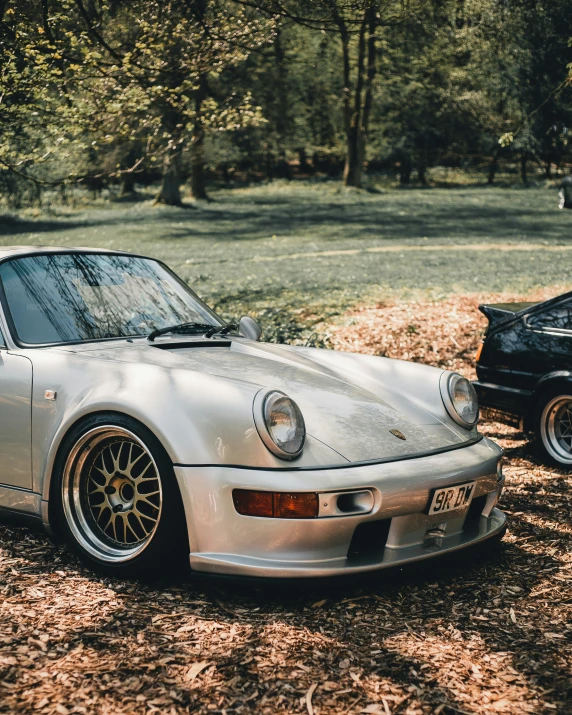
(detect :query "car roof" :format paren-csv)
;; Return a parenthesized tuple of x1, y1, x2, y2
(0, 246, 133, 262)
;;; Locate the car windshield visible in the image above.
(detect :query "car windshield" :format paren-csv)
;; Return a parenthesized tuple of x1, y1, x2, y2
(0, 253, 223, 345)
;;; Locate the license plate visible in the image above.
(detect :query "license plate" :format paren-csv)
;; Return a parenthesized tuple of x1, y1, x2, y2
(428, 481, 476, 515)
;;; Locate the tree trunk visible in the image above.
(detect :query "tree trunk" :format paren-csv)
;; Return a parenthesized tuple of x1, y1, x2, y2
(275, 150, 292, 179)
(189, 121, 208, 200)
(265, 149, 274, 180)
(155, 141, 183, 206)
(120, 173, 135, 197)
(344, 128, 365, 187)
(189, 73, 209, 201)
(334, 10, 353, 186)
(545, 161, 552, 179)
(399, 152, 412, 184)
(343, 10, 366, 188)
(298, 148, 311, 175)
(521, 153, 528, 184)
(342, 5, 376, 188)
(274, 29, 289, 160)
(488, 154, 499, 185)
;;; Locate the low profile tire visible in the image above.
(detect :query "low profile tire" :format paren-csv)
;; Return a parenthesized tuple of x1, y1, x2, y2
(535, 389, 572, 467)
(53, 413, 189, 578)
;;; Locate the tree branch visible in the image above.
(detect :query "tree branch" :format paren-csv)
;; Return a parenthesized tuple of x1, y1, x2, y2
(73, 0, 123, 61)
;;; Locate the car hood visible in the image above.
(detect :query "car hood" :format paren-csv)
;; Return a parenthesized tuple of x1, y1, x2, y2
(58, 338, 467, 463)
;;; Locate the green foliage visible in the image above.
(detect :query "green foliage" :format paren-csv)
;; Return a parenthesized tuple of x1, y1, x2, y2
(1, 0, 571, 199)
(0, 0, 274, 197)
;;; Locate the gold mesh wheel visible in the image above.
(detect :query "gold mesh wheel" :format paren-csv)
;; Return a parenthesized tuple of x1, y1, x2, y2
(62, 426, 163, 562)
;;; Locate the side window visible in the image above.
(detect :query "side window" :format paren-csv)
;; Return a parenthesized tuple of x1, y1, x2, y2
(0, 325, 4, 346)
(527, 301, 572, 332)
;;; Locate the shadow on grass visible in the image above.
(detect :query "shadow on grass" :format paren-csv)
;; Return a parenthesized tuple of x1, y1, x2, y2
(2, 187, 571, 246)
(0, 214, 90, 237)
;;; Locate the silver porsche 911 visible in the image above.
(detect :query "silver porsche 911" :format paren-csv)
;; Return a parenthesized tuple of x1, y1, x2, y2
(0, 247, 506, 578)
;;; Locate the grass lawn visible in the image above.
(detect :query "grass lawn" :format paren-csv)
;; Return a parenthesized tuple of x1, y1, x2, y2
(1, 182, 571, 340)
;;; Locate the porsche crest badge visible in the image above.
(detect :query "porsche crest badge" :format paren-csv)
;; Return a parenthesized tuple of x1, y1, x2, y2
(389, 429, 406, 440)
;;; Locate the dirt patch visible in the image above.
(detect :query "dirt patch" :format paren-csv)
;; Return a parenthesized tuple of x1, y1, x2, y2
(252, 243, 572, 265)
(0, 296, 570, 715)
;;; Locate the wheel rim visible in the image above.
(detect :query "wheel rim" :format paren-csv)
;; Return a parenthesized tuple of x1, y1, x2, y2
(62, 426, 163, 563)
(540, 395, 572, 464)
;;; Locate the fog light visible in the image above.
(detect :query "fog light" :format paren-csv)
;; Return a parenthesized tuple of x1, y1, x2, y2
(233, 489, 319, 518)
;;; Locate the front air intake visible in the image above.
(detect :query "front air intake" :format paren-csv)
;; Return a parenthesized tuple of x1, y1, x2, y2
(347, 519, 392, 559)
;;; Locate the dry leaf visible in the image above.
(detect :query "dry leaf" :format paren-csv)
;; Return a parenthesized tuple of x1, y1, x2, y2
(491, 698, 512, 711)
(185, 661, 210, 681)
(305, 682, 317, 715)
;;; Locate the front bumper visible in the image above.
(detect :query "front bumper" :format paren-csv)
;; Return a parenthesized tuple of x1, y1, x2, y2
(174, 436, 506, 578)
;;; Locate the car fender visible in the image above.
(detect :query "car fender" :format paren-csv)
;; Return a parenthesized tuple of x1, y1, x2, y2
(28, 350, 261, 502)
(30, 349, 344, 508)
(523, 371, 572, 432)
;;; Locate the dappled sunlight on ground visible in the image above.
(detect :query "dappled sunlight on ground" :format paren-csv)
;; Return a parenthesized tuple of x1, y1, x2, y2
(0, 428, 569, 713)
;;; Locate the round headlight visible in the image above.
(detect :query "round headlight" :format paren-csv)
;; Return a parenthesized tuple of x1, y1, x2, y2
(254, 390, 306, 459)
(440, 373, 479, 428)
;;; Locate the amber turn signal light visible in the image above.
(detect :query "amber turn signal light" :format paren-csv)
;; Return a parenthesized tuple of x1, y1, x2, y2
(475, 341, 483, 362)
(233, 489, 319, 518)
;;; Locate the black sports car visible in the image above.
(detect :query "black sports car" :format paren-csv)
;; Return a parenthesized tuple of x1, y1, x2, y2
(474, 291, 572, 466)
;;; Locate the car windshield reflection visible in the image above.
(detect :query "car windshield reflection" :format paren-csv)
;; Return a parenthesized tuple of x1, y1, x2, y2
(0, 252, 222, 345)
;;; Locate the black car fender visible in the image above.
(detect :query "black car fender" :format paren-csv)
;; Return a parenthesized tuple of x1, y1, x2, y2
(524, 371, 572, 433)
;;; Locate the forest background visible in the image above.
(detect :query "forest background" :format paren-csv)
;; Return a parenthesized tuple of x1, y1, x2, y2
(1, 0, 572, 208)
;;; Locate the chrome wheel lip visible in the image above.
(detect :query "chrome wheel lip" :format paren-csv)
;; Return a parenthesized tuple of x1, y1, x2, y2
(62, 426, 163, 563)
(540, 395, 572, 464)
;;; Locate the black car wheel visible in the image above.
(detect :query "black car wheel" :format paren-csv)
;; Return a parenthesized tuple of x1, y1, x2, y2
(536, 390, 572, 466)
(53, 413, 189, 578)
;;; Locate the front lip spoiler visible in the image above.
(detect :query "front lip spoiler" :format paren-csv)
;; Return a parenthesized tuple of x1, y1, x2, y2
(189, 510, 507, 582)
(174, 433, 484, 472)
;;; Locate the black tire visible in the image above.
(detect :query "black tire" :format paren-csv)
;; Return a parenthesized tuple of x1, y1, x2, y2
(533, 386, 572, 468)
(52, 412, 189, 579)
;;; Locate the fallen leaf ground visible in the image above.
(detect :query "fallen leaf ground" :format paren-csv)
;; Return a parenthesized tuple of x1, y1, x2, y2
(0, 296, 570, 715)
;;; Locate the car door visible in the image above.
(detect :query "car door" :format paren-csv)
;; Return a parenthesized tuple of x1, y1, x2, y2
(0, 325, 33, 490)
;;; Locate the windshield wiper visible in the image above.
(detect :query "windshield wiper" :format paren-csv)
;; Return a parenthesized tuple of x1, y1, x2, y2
(147, 322, 217, 342)
(204, 323, 238, 338)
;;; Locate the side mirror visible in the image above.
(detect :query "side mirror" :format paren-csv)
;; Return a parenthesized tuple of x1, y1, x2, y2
(238, 316, 262, 341)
